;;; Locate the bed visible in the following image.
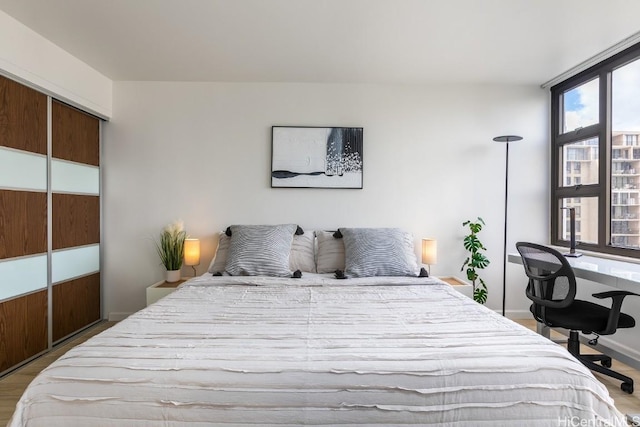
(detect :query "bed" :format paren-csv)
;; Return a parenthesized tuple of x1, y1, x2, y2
(8, 226, 627, 426)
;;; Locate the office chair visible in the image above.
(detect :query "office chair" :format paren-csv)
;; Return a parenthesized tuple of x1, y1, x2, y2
(516, 242, 638, 394)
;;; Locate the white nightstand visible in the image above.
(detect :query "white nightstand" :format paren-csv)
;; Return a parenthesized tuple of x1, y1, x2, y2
(146, 278, 188, 306)
(437, 276, 473, 298)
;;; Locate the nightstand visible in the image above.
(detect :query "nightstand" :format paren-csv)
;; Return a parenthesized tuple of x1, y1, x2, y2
(437, 276, 473, 298)
(146, 278, 188, 306)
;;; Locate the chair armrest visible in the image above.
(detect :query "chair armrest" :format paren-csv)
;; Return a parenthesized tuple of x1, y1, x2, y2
(592, 290, 639, 335)
(593, 290, 639, 299)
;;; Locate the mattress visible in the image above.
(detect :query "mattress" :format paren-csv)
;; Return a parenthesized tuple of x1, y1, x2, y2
(9, 274, 626, 426)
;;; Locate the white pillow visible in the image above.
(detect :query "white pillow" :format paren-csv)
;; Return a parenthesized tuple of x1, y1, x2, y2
(289, 231, 316, 273)
(225, 224, 297, 277)
(315, 230, 345, 273)
(340, 227, 419, 277)
(208, 232, 230, 274)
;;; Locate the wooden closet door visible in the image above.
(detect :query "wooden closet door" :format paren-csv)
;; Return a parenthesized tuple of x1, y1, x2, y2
(0, 76, 49, 373)
(51, 100, 101, 343)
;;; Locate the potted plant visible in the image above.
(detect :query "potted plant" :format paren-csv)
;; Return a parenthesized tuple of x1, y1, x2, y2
(460, 217, 490, 304)
(155, 220, 187, 282)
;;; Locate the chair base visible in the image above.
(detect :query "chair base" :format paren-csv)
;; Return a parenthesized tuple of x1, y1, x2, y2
(567, 331, 634, 394)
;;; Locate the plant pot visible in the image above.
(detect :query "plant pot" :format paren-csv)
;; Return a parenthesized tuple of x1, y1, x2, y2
(165, 269, 181, 283)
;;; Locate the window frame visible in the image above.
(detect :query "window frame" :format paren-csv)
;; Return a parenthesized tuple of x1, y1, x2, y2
(550, 42, 640, 258)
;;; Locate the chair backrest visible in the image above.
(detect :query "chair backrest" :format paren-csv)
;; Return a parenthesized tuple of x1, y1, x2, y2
(515, 242, 577, 317)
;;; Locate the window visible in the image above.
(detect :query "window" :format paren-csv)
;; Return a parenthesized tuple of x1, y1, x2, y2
(560, 138, 599, 187)
(551, 43, 640, 256)
(562, 78, 599, 133)
(559, 197, 597, 245)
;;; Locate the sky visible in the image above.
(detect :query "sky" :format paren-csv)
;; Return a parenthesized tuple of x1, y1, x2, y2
(612, 57, 640, 132)
(564, 57, 640, 133)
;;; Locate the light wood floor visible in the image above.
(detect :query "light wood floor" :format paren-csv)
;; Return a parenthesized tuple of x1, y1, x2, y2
(0, 321, 114, 425)
(1, 320, 639, 425)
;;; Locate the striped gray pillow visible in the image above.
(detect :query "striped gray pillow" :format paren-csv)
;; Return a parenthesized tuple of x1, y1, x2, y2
(209, 230, 315, 274)
(225, 224, 297, 277)
(340, 227, 419, 277)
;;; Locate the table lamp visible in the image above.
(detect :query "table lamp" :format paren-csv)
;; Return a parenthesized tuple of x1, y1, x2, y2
(421, 238, 437, 275)
(184, 238, 201, 276)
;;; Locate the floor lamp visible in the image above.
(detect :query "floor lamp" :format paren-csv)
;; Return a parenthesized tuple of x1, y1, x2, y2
(493, 135, 523, 317)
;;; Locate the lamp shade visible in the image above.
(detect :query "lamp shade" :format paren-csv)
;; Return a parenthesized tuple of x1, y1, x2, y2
(421, 238, 437, 265)
(184, 238, 201, 266)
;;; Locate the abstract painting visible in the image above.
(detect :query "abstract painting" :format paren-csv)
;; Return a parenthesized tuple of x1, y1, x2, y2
(271, 126, 363, 188)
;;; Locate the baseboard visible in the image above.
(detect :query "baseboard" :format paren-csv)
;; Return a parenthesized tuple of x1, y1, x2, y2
(108, 312, 132, 322)
(504, 310, 531, 320)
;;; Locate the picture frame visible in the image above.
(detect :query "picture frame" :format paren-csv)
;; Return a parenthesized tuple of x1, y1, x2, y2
(271, 126, 363, 189)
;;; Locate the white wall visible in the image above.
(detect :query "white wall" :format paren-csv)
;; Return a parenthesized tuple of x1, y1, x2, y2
(0, 10, 112, 118)
(2, 3, 638, 370)
(102, 81, 549, 319)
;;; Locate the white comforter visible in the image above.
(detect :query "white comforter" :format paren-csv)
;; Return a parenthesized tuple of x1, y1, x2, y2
(9, 275, 626, 426)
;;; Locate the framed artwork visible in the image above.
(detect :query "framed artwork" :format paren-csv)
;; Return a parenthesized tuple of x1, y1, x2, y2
(271, 126, 363, 189)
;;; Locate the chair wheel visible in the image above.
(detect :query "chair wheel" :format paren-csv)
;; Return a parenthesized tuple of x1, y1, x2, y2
(601, 358, 612, 368)
(621, 382, 634, 394)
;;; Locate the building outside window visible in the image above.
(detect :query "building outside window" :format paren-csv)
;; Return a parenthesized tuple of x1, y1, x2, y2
(551, 43, 640, 256)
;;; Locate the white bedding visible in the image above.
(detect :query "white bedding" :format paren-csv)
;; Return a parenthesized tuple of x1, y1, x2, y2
(9, 274, 626, 426)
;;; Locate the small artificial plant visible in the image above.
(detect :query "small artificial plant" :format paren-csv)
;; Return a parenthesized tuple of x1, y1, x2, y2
(155, 220, 187, 271)
(460, 217, 490, 304)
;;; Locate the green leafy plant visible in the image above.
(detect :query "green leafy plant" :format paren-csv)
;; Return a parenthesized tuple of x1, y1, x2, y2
(155, 220, 187, 270)
(460, 217, 490, 304)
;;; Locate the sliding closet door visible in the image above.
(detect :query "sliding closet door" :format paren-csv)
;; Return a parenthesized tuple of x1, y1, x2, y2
(0, 76, 49, 373)
(51, 100, 100, 343)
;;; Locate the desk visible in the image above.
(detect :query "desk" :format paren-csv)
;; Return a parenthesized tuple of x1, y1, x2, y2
(508, 251, 640, 293)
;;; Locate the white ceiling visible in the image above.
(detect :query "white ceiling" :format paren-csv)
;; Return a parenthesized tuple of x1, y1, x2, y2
(1, 0, 639, 85)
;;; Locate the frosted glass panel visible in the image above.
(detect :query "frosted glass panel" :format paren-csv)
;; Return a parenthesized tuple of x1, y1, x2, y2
(52, 245, 100, 283)
(0, 147, 47, 191)
(51, 159, 99, 195)
(0, 255, 47, 301)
